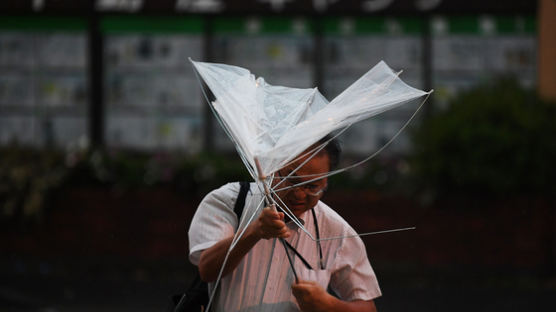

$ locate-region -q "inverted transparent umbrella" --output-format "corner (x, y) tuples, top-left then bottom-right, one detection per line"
(190, 58), (432, 309)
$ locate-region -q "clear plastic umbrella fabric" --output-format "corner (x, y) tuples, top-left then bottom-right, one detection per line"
(191, 59), (430, 179)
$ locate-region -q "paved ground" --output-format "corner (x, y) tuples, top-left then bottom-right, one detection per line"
(1, 271), (554, 312)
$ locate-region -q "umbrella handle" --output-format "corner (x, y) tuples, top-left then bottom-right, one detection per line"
(254, 157), (299, 283)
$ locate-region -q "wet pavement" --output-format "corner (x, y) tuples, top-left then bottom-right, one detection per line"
(1, 270), (554, 312)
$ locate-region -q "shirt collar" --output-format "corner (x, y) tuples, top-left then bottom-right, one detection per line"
(285, 209), (308, 230)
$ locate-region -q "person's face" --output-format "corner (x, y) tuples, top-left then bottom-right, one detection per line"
(273, 153), (329, 218)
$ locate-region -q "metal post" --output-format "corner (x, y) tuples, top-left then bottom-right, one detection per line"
(202, 16), (214, 152)
(422, 15), (433, 117)
(88, 7), (104, 149)
(312, 16), (324, 91)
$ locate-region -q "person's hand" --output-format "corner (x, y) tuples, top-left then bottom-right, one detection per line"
(253, 206), (290, 240)
(292, 280), (334, 312)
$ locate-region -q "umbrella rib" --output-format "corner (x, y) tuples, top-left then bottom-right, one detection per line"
(269, 187), (315, 240)
(192, 61), (258, 180)
(272, 90), (432, 183)
(316, 227), (416, 242)
(205, 192), (266, 311)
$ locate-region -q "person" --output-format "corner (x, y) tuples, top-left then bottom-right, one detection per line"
(188, 137), (381, 312)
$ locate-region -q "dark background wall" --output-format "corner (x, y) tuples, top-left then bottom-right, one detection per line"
(1, 1), (555, 311)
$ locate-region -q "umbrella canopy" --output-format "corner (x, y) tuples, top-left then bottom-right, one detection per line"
(190, 59), (431, 180)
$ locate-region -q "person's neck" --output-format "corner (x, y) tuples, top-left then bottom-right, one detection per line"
(284, 211), (306, 224)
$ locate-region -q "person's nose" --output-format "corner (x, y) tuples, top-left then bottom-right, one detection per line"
(292, 187), (307, 200)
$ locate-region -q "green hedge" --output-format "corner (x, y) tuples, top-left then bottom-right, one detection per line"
(411, 78), (556, 195)
(0, 147), (251, 222)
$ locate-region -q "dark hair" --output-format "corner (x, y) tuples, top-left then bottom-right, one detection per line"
(318, 134), (341, 170)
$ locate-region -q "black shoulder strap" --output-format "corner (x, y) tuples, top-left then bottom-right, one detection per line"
(233, 181), (250, 225)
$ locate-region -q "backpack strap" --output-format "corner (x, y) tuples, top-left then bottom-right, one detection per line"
(172, 181), (252, 312)
(233, 181), (250, 224)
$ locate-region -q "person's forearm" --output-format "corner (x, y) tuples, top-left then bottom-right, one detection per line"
(328, 298), (376, 312)
(198, 223), (261, 282)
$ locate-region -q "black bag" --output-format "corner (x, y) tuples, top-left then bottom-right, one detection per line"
(168, 181), (251, 312)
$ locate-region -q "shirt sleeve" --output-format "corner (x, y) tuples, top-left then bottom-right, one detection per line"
(329, 233), (382, 301)
(188, 183), (240, 266)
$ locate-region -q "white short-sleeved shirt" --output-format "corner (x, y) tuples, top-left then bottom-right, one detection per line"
(188, 182), (381, 312)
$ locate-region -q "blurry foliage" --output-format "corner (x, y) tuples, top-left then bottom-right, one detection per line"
(410, 78), (556, 196)
(0, 147), (66, 223)
(0, 147), (251, 222)
(1, 143), (409, 223)
(63, 149), (251, 194)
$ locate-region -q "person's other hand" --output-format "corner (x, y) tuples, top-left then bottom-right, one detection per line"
(292, 280), (333, 312)
(254, 206), (290, 240)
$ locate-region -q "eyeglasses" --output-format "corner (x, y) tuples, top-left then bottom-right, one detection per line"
(275, 172), (328, 197)
(297, 183), (327, 197)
